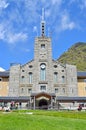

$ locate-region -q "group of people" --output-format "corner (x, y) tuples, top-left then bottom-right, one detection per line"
(78, 104), (82, 111)
(10, 102), (22, 110)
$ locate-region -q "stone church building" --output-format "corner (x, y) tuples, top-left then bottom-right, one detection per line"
(8, 10), (78, 109)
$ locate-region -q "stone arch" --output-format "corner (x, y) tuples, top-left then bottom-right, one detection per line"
(38, 99), (48, 109)
(35, 92), (51, 109)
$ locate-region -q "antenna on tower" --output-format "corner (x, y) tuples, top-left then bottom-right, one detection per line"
(42, 8), (44, 21)
(41, 8), (46, 37)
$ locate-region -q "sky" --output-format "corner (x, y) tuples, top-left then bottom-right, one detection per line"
(0, 0), (86, 70)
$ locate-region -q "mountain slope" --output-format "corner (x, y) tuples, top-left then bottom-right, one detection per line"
(58, 42), (86, 71)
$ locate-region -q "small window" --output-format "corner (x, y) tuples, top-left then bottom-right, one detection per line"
(40, 86), (46, 91)
(62, 88), (65, 93)
(85, 87), (86, 91)
(0, 78), (2, 81)
(54, 72), (58, 75)
(29, 72), (32, 84)
(22, 70), (25, 72)
(42, 25), (44, 27)
(21, 88), (24, 93)
(21, 76), (25, 82)
(71, 78), (73, 82)
(54, 65), (57, 68)
(54, 72), (58, 83)
(62, 70), (64, 72)
(55, 88), (58, 93)
(29, 65), (33, 68)
(28, 89), (32, 93)
(40, 64), (46, 81)
(41, 44), (45, 49)
(72, 89), (74, 93)
(22, 76), (24, 78)
(62, 76), (65, 83)
(84, 79), (86, 82)
(29, 72), (32, 75)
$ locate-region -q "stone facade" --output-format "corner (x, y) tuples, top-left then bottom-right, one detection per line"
(0, 9), (86, 109)
(8, 11), (78, 109)
(78, 78), (86, 96)
(0, 76), (9, 96)
(9, 36), (78, 98)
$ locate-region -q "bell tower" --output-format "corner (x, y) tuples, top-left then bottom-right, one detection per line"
(34, 8), (52, 62)
(33, 9), (53, 94)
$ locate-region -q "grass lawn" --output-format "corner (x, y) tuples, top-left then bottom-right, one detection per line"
(0, 110), (86, 130)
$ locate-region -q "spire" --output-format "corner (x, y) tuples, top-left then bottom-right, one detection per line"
(42, 8), (44, 21)
(41, 8), (46, 37)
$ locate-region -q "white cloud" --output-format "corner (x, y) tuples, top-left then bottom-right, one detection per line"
(0, 24), (5, 39)
(69, 0), (86, 10)
(23, 48), (30, 52)
(68, 0), (76, 5)
(24, 0), (38, 21)
(33, 26), (37, 32)
(79, 0), (86, 10)
(51, 0), (62, 5)
(0, 23), (28, 44)
(33, 26), (38, 36)
(7, 32), (28, 44)
(45, 9), (51, 18)
(68, 0), (86, 10)
(0, 0), (84, 45)
(60, 14), (76, 30)
(0, 0), (9, 9)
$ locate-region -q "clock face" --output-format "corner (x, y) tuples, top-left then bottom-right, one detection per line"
(41, 64), (45, 69)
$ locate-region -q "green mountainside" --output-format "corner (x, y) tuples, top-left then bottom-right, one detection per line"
(58, 42), (86, 71)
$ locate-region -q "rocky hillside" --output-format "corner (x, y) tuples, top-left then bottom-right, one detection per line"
(58, 42), (86, 71)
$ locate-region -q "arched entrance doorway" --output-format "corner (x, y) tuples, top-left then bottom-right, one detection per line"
(31, 92), (55, 109)
(39, 99), (48, 109)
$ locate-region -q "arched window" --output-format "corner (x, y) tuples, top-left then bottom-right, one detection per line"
(55, 88), (58, 93)
(28, 88), (32, 93)
(40, 63), (46, 81)
(21, 76), (24, 82)
(62, 76), (65, 83)
(29, 72), (32, 84)
(54, 72), (58, 83)
(21, 88), (24, 93)
(0, 78), (2, 82)
(41, 44), (45, 49)
(62, 88), (65, 93)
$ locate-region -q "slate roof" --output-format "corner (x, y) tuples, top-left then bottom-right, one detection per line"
(56, 96), (86, 102)
(0, 96), (86, 102)
(0, 96), (30, 102)
(0, 71), (9, 77)
(77, 71), (86, 78)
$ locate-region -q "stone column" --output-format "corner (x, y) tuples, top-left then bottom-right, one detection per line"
(30, 97), (32, 109)
(51, 96), (53, 109)
(33, 96), (35, 110)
